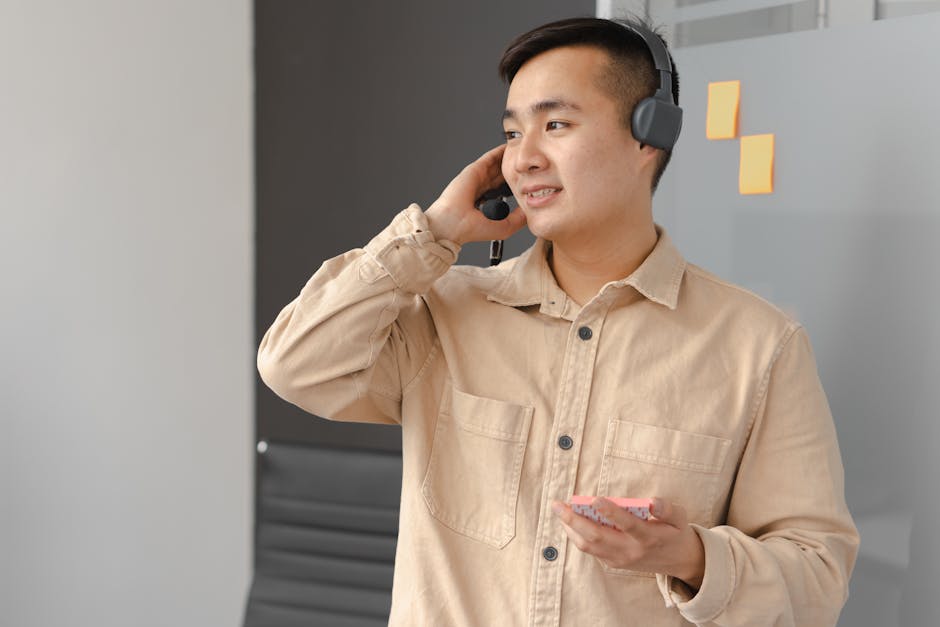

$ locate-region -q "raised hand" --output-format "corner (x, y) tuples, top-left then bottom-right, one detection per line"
(425, 145), (527, 245)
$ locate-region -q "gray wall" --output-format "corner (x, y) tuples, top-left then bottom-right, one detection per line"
(1, 2), (253, 626)
(654, 12), (940, 627)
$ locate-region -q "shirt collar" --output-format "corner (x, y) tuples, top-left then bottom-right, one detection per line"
(486, 225), (686, 315)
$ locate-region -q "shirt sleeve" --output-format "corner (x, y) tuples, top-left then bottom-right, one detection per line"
(256, 204), (459, 424)
(656, 325), (860, 626)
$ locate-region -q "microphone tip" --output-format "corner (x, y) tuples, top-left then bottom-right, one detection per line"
(482, 199), (510, 221)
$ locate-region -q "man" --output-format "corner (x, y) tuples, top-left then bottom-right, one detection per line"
(258, 17), (858, 626)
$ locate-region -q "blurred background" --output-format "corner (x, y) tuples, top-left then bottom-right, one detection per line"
(2, 0), (938, 625)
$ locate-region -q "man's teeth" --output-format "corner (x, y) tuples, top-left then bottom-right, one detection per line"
(528, 188), (559, 198)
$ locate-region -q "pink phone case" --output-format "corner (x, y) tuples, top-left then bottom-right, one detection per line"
(569, 496), (653, 527)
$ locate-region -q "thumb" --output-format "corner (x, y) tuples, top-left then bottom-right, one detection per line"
(492, 206), (527, 240)
(651, 498), (688, 528)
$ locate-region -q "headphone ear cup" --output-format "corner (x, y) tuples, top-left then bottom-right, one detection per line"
(632, 97), (683, 151)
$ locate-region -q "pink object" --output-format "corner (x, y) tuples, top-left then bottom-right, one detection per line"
(569, 496), (654, 527)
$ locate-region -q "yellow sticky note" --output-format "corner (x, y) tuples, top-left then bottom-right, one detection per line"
(739, 134), (775, 195)
(706, 80), (740, 139)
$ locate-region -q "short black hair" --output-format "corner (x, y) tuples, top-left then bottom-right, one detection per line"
(498, 16), (679, 193)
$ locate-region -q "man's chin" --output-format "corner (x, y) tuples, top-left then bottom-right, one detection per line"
(522, 213), (565, 242)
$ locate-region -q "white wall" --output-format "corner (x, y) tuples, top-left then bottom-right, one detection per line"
(0, 2), (253, 626)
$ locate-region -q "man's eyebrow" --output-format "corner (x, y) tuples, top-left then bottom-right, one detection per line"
(502, 99), (582, 122)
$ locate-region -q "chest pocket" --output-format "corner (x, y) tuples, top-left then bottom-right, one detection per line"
(597, 419), (731, 576)
(421, 386), (534, 549)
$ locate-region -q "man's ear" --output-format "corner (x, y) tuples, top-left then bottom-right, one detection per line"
(634, 143), (661, 189)
(636, 143), (662, 174)
(638, 142), (660, 158)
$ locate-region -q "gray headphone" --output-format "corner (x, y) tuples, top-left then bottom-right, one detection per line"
(618, 21), (683, 151)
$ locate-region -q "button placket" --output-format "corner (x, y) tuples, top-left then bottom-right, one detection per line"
(530, 309), (608, 626)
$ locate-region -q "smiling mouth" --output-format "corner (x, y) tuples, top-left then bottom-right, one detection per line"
(526, 188), (561, 199)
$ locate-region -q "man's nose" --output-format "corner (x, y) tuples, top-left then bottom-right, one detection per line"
(513, 133), (549, 173)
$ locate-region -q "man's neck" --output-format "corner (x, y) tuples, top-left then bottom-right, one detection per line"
(548, 221), (658, 306)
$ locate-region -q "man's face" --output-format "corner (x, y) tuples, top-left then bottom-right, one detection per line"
(501, 45), (657, 246)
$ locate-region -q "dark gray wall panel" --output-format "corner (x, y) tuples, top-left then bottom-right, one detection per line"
(255, 0), (594, 451)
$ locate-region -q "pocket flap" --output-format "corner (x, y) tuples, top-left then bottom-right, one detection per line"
(446, 387), (533, 442)
(608, 420), (730, 474)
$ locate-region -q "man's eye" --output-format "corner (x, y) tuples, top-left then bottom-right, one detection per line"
(547, 121), (568, 131)
(503, 130), (521, 141)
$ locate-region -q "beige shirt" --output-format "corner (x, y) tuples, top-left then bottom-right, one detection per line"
(258, 205), (859, 627)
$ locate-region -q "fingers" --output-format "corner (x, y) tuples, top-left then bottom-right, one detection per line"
(491, 205), (527, 239)
(591, 497), (686, 531)
(471, 145), (524, 239)
(475, 144), (507, 179)
(427, 144), (520, 245)
(552, 501), (618, 553)
(463, 144), (507, 196)
(591, 497), (650, 540)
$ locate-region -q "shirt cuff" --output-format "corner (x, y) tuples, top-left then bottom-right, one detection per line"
(656, 524), (735, 624)
(362, 204), (461, 294)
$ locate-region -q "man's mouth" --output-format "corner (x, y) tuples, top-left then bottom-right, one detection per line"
(526, 188), (561, 199)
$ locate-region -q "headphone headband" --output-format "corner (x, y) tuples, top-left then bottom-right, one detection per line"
(617, 21), (674, 97)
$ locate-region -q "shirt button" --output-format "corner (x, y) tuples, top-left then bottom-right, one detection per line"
(558, 435), (573, 450)
(578, 326), (593, 340)
(543, 546), (558, 561)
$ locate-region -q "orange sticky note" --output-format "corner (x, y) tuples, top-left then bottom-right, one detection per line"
(706, 80), (740, 139)
(739, 134), (775, 194)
